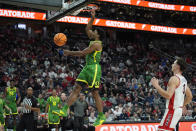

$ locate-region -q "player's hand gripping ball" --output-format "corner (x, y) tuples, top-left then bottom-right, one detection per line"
(54, 33), (67, 46)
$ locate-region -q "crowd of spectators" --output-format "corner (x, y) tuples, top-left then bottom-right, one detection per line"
(0, 26), (195, 128)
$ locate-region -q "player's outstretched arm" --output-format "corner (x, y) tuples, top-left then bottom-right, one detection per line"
(62, 42), (101, 57)
(151, 76), (178, 99)
(85, 10), (95, 38)
(183, 86), (192, 106)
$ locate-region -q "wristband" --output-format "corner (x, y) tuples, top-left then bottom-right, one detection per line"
(59, 50), (64, 56)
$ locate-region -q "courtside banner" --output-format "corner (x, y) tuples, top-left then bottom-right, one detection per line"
(58, 16), (196, 35)
(95, 123), (159, 131)
(0, 9), (45, 20)
(179, 122), (196, 131)
(1, 9), (196, 35)
(98, 0), (196, 12)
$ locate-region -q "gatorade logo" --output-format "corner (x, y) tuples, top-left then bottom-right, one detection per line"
(181, 6), (184, 10)
(183, 29), (187, 34)
(42, 14), (46, 20)
(106, 20), (136, 29)
(136, 1), (140, 5)
(0, 9), (35, 19)
(142, 24), (146, 29)
(97, 124), (159, 131)
(95, 19), (100, 25)
(148, 3), (175, 10)
(151, 26), (177, 33)
(192, 124), (196, 131)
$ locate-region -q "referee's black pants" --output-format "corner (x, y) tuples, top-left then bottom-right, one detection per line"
(73, 116), (85, 131)
(17, 114), (36, 131)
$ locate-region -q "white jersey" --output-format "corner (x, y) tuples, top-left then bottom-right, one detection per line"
(166, 74), (187, 109)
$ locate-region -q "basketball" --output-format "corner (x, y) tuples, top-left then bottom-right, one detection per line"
(54, 33), (67, 46)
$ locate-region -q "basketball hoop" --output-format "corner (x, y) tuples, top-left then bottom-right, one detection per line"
(81, 4), (99, 12)
(71, 4), (99, 16)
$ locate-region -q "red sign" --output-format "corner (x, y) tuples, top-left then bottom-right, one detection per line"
(179, 122), (196, 131)
(98, 0), (196, 12)
(58, 16), (196, 35)
(0, 9), (196, 35)
(95, 123), (159, 131)
(0, 9), (45, 20)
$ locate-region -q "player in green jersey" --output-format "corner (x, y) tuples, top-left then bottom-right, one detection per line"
(0, 92), (11, 131)
(37, 94), (46, 113)
(4, 80), (21, 131)
(58, 10), (105, 126)
(45, 89), (61, 131)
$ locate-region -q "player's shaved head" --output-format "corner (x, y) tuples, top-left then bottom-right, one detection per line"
(52, 89), (57, 96)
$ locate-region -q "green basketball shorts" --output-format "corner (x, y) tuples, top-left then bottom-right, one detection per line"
(48, 112), (60, 125)
(76, 64), (101, 88)
(0, 114), (5, 126)
(5, 102), (18, 115)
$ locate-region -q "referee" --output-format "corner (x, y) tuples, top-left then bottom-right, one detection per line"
(17, 87), (40, 131)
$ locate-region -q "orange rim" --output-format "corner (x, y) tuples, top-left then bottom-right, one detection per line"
(81, 4), (99, 12)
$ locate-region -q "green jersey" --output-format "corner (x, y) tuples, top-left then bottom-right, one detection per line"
(6, 87), (17, 102)
(47, 96), (61, 113)
(85, 41), (102, 65)
(0, 98), (5, 114)
(76, 40), (102, 88)
(37, 98), (46, 112)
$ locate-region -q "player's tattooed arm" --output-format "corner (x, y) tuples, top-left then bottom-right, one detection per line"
(85, 10), (95, 38)
(151, 76), (179, 99)
(63, 42), (101, 56)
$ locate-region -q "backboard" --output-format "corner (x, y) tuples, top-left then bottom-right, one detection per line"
(46, 0), (95, 24)
(0, 0), (63, 10)
(0, 0), (96, 24)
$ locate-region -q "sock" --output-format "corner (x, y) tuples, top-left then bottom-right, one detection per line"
(13, 126), (16, 131)
(4, 125), (7, 131)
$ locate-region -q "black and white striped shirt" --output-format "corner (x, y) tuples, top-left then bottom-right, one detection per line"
(21, 96), (37, 115)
